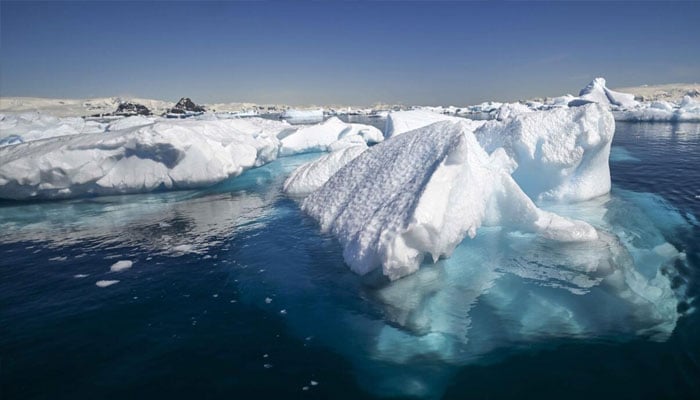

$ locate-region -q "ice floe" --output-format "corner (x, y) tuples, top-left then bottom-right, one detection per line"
(0, 115), (380, 200)
(298, 117), (598, 280)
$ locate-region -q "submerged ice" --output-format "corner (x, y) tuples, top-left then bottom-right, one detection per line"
(277, 102), (690, 398)
(294, 105), (607, 280)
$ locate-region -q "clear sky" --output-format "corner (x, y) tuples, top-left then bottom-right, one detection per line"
(1, 1), (699, 106)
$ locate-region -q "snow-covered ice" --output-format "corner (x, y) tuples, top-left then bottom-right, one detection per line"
(475, 104), (615, 202)
(109, 260), (133, 272)
(0, 118), (288, 200)
(284, 144), (367, 196)
(95, 280), (119, 288)
(278, 117), (381, 156)
(298, 118), (597, 280)
(569, 77), (639, 108)
(384, 109), (484, 138)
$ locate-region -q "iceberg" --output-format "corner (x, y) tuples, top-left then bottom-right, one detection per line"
(568, 77), (639, 109)
(475, 104), (615, 202)
(0, 112), (107, 146)
(384, 109), (484, 138)
(278, 116), (382, 156)
(0, 118), (288, 200)
(299, 119), (597, 280)
(281, 108), (324, 123)
(614, 95), (700, 122)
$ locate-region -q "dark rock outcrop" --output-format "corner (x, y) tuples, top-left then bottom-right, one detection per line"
(115, 102), (151, 116)
(170, 98), (205, 113)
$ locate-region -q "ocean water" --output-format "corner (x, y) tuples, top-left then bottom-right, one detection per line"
(1, 121), (699, 399)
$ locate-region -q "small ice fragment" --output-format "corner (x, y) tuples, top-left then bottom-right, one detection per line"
(310, 381), (318, 386)
(212, 294), (219, 298)
(265, 297), (272, 304)
(280, 309), (287, 315)
(49, 256), (67, 261)
(263, 363), (273, 369)
(74, 274), (89, 278)
(302, 386), (309, 391)
(96, 280), (119, 288)
(110, 260), (133, 272)
(230, 300), (237, 303)
(172, 244), (194, 253)
(263, 354), (269, 358)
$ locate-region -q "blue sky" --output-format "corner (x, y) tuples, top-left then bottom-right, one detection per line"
(1, 1), (699, 105)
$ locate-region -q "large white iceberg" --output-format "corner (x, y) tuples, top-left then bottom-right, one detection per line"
(475, 103), (615, 202)
(0, 118), (288, 200)
(299, 119), (597, 280)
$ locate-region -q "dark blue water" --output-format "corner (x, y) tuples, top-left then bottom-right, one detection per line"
(1, 122), (699, 399)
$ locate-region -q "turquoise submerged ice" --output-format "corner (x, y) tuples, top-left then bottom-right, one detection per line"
(284, 105), (689, 396)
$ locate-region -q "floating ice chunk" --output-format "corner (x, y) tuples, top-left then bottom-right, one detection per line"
(171, 244), (194, 253)
(284, 145), (367, 196)
(279, 117), (380, 156)
(301, 119), (596, 280)
(475, 104), (615, 203)
(569, 77), (639, 109)
(0, 118), (287, 200)
(281, 108), (324, 122)
(494, 102), (534, 120)
(385, 110), (470, 138)
(339, 123), (383, 144)
(614, 95), (700, 122)
(96, 280), (119, 287)
(110, 260), (133, 272)
(74, 274), (89, 278)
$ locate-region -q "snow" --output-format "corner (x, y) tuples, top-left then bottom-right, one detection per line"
(278, 117), (382, 156)
(281, 108), (324, 122)
(614, 95), (700, 122)
(384, 110), (463, 138)
(475, 104), (615, 202)
(284, 144), (368, 196)
(0, 118), (288, 200)
(106, 115), (156, 131)
(569, 77), (639, 108)
(0, 112), (107, 146)
(95, 280), (119, 288)
(299, 119), (598, 280)
(109, 260), (133, 272)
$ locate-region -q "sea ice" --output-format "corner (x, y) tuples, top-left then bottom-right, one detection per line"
(95, 280), (119, 288)
(568, 77), (639, 108)
(278, 117), (381, 156)
(384, 109), (484, 138)
(299, 119), (597, 280)
(0, 118), (289, 200)
(475, 103), (615, 202)
(109, 260), (133, 272)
